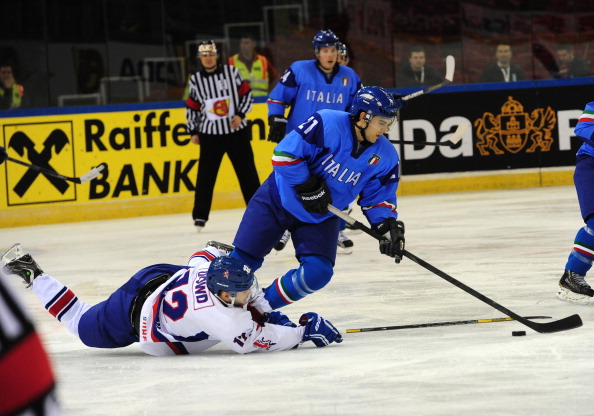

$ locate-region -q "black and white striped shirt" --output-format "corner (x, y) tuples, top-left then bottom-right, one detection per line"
(185, 65), (253, 136)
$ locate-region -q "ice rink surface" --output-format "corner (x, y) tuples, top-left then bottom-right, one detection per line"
(2, 184), (594, 416)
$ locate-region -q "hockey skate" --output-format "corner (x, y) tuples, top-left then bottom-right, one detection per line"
(337, 230), (354, 254)
(206, 240), (234, 255)
(1, 243), (44, 288)
(556, 269), (594, 305)
(274, 230), (291, 252)
(194, 219), (206, 233)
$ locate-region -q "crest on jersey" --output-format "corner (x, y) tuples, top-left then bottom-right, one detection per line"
(342, 77), (349, 86)
(210, 99), (230, 117)
(474, 96), (556, 155)
(368, 154), (381, 165)
(223, 269), (229, 278)
(253, 337), (276, 350)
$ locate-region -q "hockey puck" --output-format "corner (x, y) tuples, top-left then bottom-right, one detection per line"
(512, 331), (526, 336)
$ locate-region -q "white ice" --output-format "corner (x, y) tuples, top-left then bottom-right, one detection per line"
(2, 185), (594, 416)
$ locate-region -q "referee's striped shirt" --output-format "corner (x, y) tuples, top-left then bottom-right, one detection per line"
(185, 64), (253, 136)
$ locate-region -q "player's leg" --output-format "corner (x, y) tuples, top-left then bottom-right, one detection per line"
(263, 216), (340, 308)
(337, 206), (354, 254)
(225, 128), (261, 204)
(231, 176), (290, 270)
(77, 263), (181, 348)
(557, 154), (594, 304)
(192, 134), (225, 230)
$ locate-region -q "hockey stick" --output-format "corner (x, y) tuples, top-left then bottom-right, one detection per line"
(390, 122), (468, 147)
(401, 55), (455, 101)
(5, 156), (107, 184)
(327, 204), (582, 334)
(346, 315), (551, 333)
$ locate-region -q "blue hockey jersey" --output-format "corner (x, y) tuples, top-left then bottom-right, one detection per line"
(271, 109), (400, 227)
(267, 60), (361, 133)
(575, 102), (594, 158)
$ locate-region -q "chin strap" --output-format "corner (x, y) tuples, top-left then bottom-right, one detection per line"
(352, 117), (373, 144)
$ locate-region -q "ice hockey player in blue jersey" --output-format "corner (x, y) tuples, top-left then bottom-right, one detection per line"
(267, 29), (362, 252)
(231, 86), (406, 309)
(556, 101), (594, 305)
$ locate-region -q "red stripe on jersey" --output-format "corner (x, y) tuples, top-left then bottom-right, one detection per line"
(185, 97), (202, 111)
(47, 289), (76, 318)
(165, 342), (185, 355)
(190, 250), (216, 261)
(578, 116), (594, 123)
(150, 297), (162, 342)
(0, 331), (55, 414)
(238, 80), (251, 97)
(272, 158), (304, 167)
(267, 98), (285, 106)
(574, 246), (594, 259)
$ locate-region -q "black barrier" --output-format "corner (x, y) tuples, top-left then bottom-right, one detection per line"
(391, 81), (592, 175)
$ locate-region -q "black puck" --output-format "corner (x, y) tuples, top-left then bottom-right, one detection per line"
(512, 331), (526, 336)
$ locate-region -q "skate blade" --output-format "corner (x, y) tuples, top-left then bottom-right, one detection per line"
(337, 246), (354, 255)
(556, 286), (593, 306)
(1, 243), (24, 266)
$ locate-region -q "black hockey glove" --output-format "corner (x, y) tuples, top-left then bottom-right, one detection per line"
(294, 176), (332, 215)
(267, 115), (288, 143)
(376, 218), (405, 263)
(0, 146), (6, 165)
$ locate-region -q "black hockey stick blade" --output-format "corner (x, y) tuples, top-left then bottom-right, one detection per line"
(6, 156), (107, 184)
(327, 204), (583, 334)
(346, 316), (552, 333)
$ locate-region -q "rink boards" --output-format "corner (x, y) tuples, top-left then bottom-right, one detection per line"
(0, 86), (584, 227)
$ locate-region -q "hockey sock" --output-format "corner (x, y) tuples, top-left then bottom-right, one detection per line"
(32, 274), (91, 337)
(264, 255), (333, 309)
(565, 218), (594, 276)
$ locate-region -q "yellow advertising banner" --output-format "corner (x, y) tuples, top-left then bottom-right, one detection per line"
(1, 103), (275, 227)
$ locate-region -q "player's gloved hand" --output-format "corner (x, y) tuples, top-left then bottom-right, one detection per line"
(299, 312), (343, 347)
(265, 311), (297, 327)
(376, 217), (405, 263)
(267, 115), (288, 143)
(294, 176), (332, 215)
(0, 146), (7, 165)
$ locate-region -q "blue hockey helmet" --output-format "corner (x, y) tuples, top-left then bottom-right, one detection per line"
(207, 256), (255, 294)
(349, 86), (402, 122)
(338, 42), (349, 65)
(312, 29), (340, 52)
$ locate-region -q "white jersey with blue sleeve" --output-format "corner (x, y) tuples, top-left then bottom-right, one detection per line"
(138, 247), (303, 356)
(575, 102), (594, 157)
(271, 109), (400, 227)
(267, 60), (361, 133)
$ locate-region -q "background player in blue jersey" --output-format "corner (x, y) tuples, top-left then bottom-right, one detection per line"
(556, 101), (594, 305)
(266, 29), (362, 252)
(231, 86), (405, 309)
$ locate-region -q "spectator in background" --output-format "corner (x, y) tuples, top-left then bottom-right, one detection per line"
(228, 34), (278, 98)
(553, 43), (590, 79)
(396, 45), (443, 88)
(480, 43), (526, 83)
(185, 40), (261, 232)
(0, 63), (24, 110)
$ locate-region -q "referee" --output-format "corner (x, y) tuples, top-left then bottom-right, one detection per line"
(186, 40), (261, 231)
